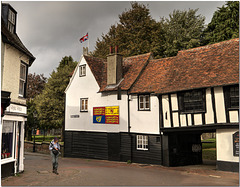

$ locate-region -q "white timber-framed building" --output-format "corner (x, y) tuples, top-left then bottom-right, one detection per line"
(65, 39), (239, 172)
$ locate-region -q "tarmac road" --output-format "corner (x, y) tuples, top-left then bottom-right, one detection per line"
(1, 152), (239, 186)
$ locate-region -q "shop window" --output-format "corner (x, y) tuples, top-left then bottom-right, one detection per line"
(1, 121), (14, 159)
(178, 89), (205, 113)
(80, 98), (88, 112)
(79, 65), (86, 77)
(138, 95), (150, 111)
(136, 135), (148, 150)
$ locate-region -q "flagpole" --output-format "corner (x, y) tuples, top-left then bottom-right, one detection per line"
(88, 33), (89, 50)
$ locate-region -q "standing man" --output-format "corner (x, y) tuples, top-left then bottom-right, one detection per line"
(49, 137), (60, 175)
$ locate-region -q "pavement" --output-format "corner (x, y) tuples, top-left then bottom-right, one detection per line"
(1, 152), (239, 186)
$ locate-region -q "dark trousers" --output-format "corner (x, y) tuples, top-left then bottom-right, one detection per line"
(50, 151), (59, 170)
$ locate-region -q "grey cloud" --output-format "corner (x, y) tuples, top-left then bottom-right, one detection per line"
(4, 1), (225, 77)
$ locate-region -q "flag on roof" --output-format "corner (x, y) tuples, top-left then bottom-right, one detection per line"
(80, 33), (88, 43)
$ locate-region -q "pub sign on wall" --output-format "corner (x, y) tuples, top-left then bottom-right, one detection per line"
(93, 106), (119, 124)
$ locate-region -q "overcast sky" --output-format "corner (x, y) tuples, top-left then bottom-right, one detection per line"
(4, 1), (225, 77)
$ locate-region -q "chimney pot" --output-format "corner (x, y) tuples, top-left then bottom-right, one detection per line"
(115, 46), (118, 54)
(110, 46), (113, 54)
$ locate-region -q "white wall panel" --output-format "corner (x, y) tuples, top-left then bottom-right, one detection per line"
(194, 114), (202, 125)
(229, 111), (239, 123)
(173, 113), (179, 127)
(205, 88), (214, 124)
(216, 129), (239, 162)
(162, 95), (171, 128)
(180, 114), (187, 127)
(187, 114), (192, 126)
(171, 94), (178, 111)
(214, 87), (226, 123)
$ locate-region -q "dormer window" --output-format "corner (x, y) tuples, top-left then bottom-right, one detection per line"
(8, 9), (15, 33)
(79, 65), (86, 77)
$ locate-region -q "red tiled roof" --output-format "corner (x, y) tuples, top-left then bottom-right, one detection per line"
(130, 38), (239, 94)
(84, 53), (152, 92)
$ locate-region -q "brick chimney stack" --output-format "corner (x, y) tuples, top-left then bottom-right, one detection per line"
(107, 46), (123, 85)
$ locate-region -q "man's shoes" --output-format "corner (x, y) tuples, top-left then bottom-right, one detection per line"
(55, 170), (59, 175)
(53, 169), (59, 175)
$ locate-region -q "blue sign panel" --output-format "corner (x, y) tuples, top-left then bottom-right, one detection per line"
(93, 115), (106, 124)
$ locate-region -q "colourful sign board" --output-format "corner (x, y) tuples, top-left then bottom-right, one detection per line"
(93, 106), (119, 124)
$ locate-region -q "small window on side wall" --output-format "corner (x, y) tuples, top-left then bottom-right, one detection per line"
(79, 65), (86, 77)
(80, 98), (88, 112)
(19, 63), (27, 97)
(136, 135), (148, 150)
(138, 95), (150, 111)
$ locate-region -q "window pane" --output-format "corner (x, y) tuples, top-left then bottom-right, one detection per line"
(140, 102), (144, 109)
(145, 102), (150, 109)
(1, 121), (14, 159)
(20, 64), (26, 80)
(19, 80), (24, 96)
(85, 99), (88, 110)
(81, 100), (84, 110)
(182, 90), (204, 112)
(145, 96), (149, 102)
(139, 96), (144, 102)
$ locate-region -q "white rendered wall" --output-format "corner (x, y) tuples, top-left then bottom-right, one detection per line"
(129, 95), (159, 134)
(205, 88), (214, 124)
(216, 129), (239, 163)
(65, 56), (128, 133)
(214, 87), (226, 123)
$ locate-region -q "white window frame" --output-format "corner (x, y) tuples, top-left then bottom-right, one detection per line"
(80, 98), (88, 112)
(136, 135), (148, 150)
(138, 95), (150, 111)
(8, 9), (15, 33)
(19, 63), (26, 97)
(79, 65), (86, 77)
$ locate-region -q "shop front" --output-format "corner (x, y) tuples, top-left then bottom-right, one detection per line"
(1, 105), (26, 178)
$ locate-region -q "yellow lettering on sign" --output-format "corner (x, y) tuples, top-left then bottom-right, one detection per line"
(105, 106), (119, 116)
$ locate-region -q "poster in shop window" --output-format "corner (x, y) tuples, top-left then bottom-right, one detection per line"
(93, 106), (119, 124)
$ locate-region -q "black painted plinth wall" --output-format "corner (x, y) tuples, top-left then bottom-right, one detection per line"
(217, 161), (239, 172)
(64, 131), (162, 165)
(162, 133), (202, 167)
(1, 162), (14, 178)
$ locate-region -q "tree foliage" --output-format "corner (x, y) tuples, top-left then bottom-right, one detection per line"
(27, 73), (47, 99)
(93, 2), (165, 59)
(203, 1), (239, 45)
(93, 2), (238, 59)
(25, 73), (47, 140)
(160, 9), (205, 57)
(93, 2), (206, 58)
(34, 56), (77, 136)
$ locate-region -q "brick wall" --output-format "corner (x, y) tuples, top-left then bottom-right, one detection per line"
(24, 141), (64, 156)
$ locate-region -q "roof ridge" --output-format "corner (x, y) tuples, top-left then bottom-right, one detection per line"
(177, 38), (239, 55)
(123, 52), (152, 59)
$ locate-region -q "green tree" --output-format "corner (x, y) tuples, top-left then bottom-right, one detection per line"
(93, 2), (165, 59)
(161, 9), (205, 57)
(35, 56), (77, 140)
(203, 1), (239, 45)
(25, 73), (47, 141)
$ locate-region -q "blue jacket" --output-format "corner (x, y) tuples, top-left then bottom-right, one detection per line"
(49, 140), (60, 151)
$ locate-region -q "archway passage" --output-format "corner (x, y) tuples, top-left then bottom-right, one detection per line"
(161, 127), (239, 172)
